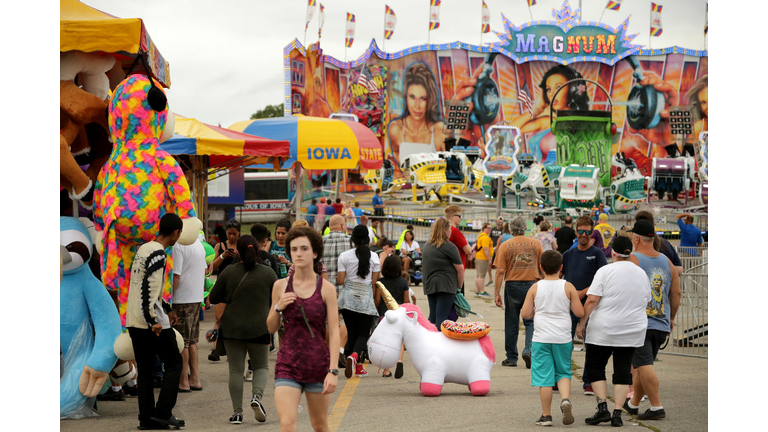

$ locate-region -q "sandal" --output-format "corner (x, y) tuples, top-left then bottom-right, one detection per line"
(382, 372), (392, 378)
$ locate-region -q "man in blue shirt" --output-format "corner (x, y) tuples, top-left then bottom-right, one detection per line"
(352, 201), (364, 225)
(676, 213), (703, 257)
(592, 202), (609, 223)
(306, 199), (318, 228)
(561, 215), (607, 396)
(372, 188), (385, 217)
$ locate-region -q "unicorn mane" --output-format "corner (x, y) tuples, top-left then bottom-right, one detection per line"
(402, 303), (438, 332)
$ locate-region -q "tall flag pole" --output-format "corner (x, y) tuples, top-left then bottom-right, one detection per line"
(599, 0), (622, 24)
(428, 0), (441, 44)
(527, 0), (536, 22)
(481, 1), (490, 46)
(650, 2), (663, 49)
(345, 12), (356, 61)
(384, 5), (397, 51)
(318, 3), (325, 41)
(304, 0), (317, 46)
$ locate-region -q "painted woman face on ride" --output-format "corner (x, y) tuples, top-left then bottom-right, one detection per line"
(546, 73), (569, 111)
(406, 84), (428, 121)
(697, 87), (708, 118)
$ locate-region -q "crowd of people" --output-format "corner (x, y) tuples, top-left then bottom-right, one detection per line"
(109, 202), (694, 429)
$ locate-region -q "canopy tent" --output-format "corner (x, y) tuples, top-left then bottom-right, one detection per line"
(161, 115), (291, 229)
(60, 0), (171, 87)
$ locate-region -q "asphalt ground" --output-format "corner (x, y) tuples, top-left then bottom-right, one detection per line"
(60, 268), (708, 431)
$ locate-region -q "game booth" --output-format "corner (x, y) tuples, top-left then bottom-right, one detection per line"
(284, 1), (708, 213)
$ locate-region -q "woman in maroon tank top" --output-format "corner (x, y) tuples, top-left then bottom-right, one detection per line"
(267, 227), (340, 431)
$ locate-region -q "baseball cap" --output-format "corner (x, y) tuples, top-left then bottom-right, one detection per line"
(612, 236), (633, 257)
(629, 219), (655, 237)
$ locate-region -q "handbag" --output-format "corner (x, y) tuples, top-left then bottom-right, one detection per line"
(213, 270), (250, 356)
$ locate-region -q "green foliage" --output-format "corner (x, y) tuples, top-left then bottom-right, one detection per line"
(250, 104), (285, 119)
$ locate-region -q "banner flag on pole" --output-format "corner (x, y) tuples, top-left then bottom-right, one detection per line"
(650, 3), (663, 37)
(318, 3), (325, 39)
(528, 0), (537, 7)
(704, 3), (708, 35)
(305, 0), (317, 31)
(429, 0), (441, 31)
(385, 5), (397, 40)
(358, 64), (380, 95)
(518, 80), (534, 116)
(606, 0), (623, 11)
(345, 13), (356, 48)
(482, 1), (491, 33)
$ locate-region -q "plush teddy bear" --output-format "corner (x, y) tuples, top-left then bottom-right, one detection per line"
(60, 51), (121, 208)
(93, 73), (201, 326)
(60, 216), (122, 419)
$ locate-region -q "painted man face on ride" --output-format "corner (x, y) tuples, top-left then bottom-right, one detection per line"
(289, 236), (316, 268)
(546, 73), (569, 111)
(407, 84), (428, 121)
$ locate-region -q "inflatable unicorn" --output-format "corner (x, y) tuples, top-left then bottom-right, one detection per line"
(368, 284), (495, 397)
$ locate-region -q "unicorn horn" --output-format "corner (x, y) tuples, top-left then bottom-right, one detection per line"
(376, 281), (400, 310)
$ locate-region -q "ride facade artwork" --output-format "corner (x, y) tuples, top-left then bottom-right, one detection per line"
(284, 1), (708, 211)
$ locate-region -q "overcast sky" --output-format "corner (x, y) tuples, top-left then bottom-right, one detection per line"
(83, 0), (709, 128)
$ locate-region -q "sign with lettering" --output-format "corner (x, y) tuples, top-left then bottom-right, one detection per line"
(490, 1), (642, 65)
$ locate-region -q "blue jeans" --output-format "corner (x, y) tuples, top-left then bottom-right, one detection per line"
(504, 281), (535, 363)
(427, 292), (457, 327)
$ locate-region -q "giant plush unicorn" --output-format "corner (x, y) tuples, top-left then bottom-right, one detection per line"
(93, 73), (200, 326)
(368, 283), (495, 397)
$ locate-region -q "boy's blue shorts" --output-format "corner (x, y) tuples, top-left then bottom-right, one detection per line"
(531, 341), (573, 387)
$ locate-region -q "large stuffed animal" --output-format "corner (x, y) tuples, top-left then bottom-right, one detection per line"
(93, 73), (201, 326)
(60, 51), (120, 208)
(60, 217), (122, 418)
(368, 285), (495, 397)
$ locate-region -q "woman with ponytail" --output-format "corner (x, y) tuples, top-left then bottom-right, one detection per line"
(209, 235), (277, 424)
(336, 225), (381, 378)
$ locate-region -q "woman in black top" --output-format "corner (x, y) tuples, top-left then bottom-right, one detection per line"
(376, 255), (410, 378)
(212, 220), (241, 276)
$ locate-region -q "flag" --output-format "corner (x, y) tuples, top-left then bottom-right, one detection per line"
(606, 0), (622, 11)
(704, 3), (708, 35)
(358, 64), (380, 95)
(345, 13), (356, 48)
(481, 1), (491, 33)
(429, 0), (441, 31)
(528, 0), (537, 6)
(650, 3), (663, 37)
(385, 5), (397, 40)
(305, 0), (317, 31)
(318, 4), (325, 39)
(518, 80), (534, 116)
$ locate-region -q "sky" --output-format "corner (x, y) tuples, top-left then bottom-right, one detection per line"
(82, 0), (710, 128)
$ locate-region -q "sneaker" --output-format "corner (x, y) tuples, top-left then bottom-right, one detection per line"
(244, 370), (253, 382)
(584, 385), (595, 396)
(345, 353), (358, 378)
(641, 394), (648, 402)
(501, 359), (517, 367)
(636, 408), (666, 420)
(96, 388), (125, 401)
(229, 412), (243, 424)
(123, 383), (138, 398)
(250, 396), (267, 423)
(585, 409), (611, 425)
(622, 399), (639, 416)
(611, 411), (623, 427)
(522, 352), (532, 369)
(208, 348), (220, 362)
(338, 355), (347, 369)
(535, 415), (553, 426)
(485, 280), (493, 287)
(476, 291), (492, 298)
(355, 363), (368, 377)
(560, 399), (574, 425)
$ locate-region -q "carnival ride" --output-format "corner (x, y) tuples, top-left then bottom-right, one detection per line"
(647, 143), (697, 207)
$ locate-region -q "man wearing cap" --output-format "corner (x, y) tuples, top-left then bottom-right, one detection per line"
(493, 216), (543, 368)
(676, 213), (703, 257)
(488, 217), (505, 287)
(561, 215), (608, 395)
(624, 219), (681, 421)
(575, 236), (652, 426)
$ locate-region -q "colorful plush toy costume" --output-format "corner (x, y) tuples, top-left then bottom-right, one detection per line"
(93, 74), (196, 326)
(60, 217), (122, 418)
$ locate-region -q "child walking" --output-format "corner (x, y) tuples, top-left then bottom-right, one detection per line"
(522, 250), (585, 427)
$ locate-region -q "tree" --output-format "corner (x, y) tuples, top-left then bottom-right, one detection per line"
(250, 103), (285, 119)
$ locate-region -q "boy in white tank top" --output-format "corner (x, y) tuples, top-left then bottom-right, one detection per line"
(522, 250), (585, 427)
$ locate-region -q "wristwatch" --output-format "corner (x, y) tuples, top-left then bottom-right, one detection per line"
(328, 369), (339, 376)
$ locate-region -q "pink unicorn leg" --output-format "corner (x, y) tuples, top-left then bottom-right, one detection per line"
(469, 380), (491, 396)
(420, 383), (443, 397)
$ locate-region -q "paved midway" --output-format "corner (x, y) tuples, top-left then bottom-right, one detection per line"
(60, 269), (708, 431)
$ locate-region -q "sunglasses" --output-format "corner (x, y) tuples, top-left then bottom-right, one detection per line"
(577, 229), (593, 235)
(452, 214), (462, 219)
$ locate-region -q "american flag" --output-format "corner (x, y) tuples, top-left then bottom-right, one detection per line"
(358, 64), (380, 95)
(518, 80), (534, 116)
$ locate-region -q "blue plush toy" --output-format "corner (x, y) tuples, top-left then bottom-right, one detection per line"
(60, 217), (121, 419)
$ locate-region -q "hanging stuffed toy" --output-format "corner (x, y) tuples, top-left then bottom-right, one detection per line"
(60, 217), (122, 419)
(93, 72), (201, 326)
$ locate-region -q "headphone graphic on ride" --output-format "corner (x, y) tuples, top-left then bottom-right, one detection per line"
(624, 55), (665, 130)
